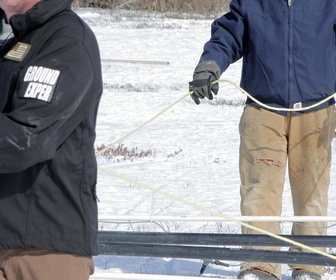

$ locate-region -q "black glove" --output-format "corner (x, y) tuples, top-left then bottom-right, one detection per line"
(189, 60), (221, 105)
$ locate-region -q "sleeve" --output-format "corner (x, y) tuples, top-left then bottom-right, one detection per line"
(200, 0), (247, 72)
(0, 35), (102, 173)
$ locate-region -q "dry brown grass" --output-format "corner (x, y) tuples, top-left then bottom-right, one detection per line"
(97, 144), (155, 162)
(73, 0), (230, 15)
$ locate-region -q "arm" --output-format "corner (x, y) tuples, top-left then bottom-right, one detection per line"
(189, 0), (247, 104)
(0, 36), (102, 173)
(200, 0), (247, 72)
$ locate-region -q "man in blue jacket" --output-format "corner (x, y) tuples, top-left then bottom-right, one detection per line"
(0, 0), (102, 279)
(190, 1), (336, 280)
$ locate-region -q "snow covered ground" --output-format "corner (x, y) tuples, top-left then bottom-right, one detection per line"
(75, 8), (336, 279)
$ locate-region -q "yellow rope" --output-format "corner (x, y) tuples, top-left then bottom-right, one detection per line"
(97, 80), (336, 260)
(96, 92), (191, 155)
(219, 79), (336, 112)
(97, 79), (336, 155)
(98, 166), (336, 261)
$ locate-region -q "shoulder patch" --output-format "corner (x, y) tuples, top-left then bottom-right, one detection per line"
(20, 66), (61, 103)
(4, 42), (31, 62)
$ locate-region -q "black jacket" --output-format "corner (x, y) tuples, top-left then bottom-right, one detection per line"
(0, 0), (102, 256)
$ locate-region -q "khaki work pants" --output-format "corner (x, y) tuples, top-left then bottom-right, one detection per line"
(239, 105), (336, 278)
(0, 249), (94, 280)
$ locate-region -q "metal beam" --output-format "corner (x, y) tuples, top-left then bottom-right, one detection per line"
(101, 59), (169, 65)
(98, 215), (336, 222)
(98, 231), (336, 247)
(98, 243), (336, 266)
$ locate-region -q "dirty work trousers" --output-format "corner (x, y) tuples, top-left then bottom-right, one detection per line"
(0, 249), (94, 280)
(239, 105), (336, 278)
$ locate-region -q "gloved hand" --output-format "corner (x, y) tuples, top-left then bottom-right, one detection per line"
(189, 60), (221, 105)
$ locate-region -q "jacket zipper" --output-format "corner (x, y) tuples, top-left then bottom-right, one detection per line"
(288, 0), (293, 108)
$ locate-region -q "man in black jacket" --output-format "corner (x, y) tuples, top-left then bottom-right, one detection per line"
(0, 0), (103, 279)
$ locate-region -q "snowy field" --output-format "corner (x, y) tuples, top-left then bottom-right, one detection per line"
(75, 8), (336, 279)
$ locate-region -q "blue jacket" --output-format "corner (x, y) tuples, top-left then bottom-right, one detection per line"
(200, 0), (336, 114)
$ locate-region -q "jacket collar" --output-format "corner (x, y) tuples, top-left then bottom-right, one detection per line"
(9, 0), (73, 40)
